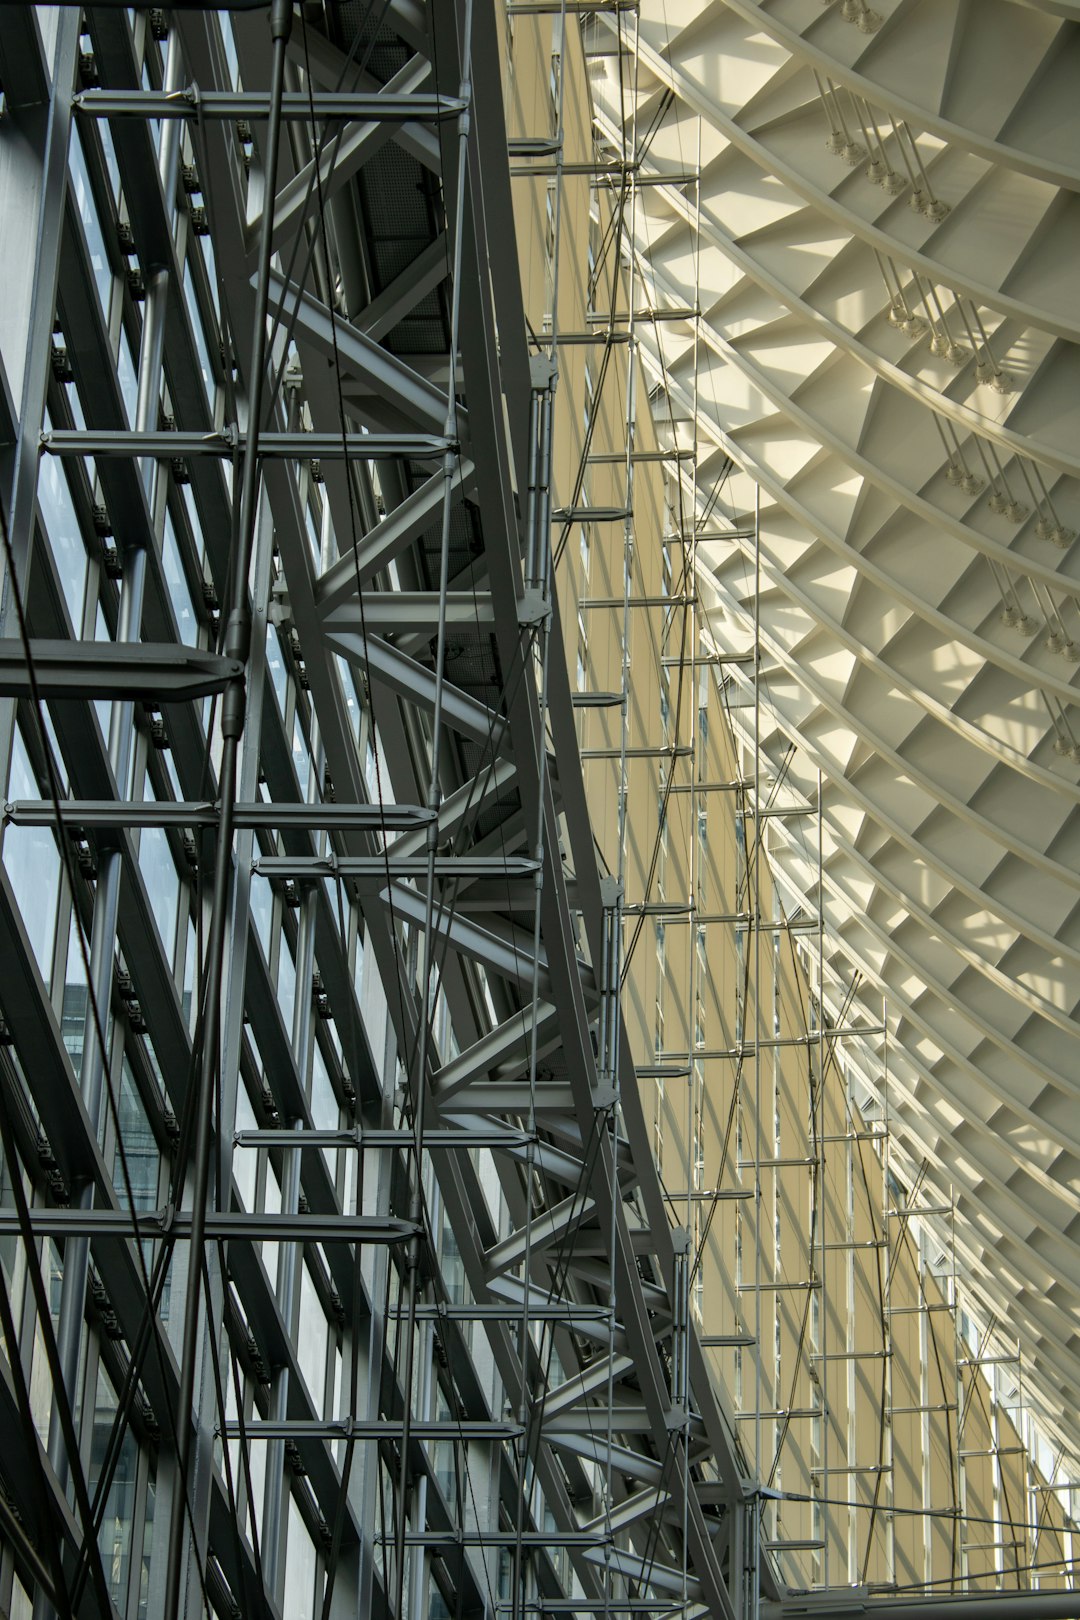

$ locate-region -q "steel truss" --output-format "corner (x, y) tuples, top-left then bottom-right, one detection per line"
(0, 3), (764, 1620)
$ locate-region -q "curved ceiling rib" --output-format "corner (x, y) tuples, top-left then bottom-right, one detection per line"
(587, 0), (1080, 1466)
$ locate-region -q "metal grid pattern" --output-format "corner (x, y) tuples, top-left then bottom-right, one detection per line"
(584, 0), (1080, 1483)
(0, 4), (763, 1619)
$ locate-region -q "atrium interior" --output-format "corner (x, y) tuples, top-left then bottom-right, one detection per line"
(0, 1), (1077, 1619)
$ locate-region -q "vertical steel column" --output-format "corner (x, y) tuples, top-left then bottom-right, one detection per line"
(598, 870), (623, 1619)
(601, 28), (639, 1598)
(392, 3), (474, 1610)
(952, 1190), (967, 1590)
(881, 995), (896, 1587)
(816, 766), (831, 1586)
(263, 1118), (303, 1595)
(679, 106), (704, 1613)
(844, 1080), (857, 1581)
(752, 482), (764, 1497)
(262, 875), (316, 1588)
(512, 347), (557, 1620)
(160, 490), (280, 1620)
(163, 7), (293, 1616)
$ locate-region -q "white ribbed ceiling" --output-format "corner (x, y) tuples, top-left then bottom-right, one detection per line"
(588, 0), (1080, 1466)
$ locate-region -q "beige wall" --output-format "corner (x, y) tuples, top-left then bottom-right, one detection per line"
(500, 6), (1071, 1596)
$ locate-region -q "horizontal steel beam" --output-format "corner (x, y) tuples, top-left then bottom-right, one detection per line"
(74, 88), (467, 120)
(571, 692), (623, 708)
(579, 594), (693, 608)
(514, 169), (697, 187)
(41, 429), (451, 459)
(412, 1303), (615, 1322)
(0, 1210), (420, 1241)
(222, 1420), (524, 1441)
(378, 1530), (608, 1548)
(5, 799), (434, 831)
(580, 745), (693, 760)
(233, 1127), (535, 1150)
(507, 2), (638, 12)
(252, 854), (540, 883)
(0, 640), (240, 699)
(553, 506), (630, 522)
(492, 1607), (694, 1616)
(588, 450), (697, 463)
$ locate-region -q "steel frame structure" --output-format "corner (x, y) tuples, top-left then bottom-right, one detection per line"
(2, 5), (1079, 1620)
(0, 3), (761, 1618)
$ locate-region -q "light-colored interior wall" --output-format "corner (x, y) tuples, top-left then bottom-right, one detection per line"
(499, 5), (1071, 1595)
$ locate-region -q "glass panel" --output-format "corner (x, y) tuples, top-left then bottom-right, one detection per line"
(267, 625), (289, 717)
(310, 1044), (336, 1131)
(3, 728), (60, 984)
(262, 1161), (281, 1279)
(284, 1497), (317, 1620)
(250, 873), (272, 956)
(38, 416), (88, 630)
(94, 601), (113, 742)
(137, 1473), (155, 1620)
(114, 1059), (159, 1212)
(70, 130), (112, 317)
(197, 233), (221, 320)
(139, 812), (180, 964)
(89, 1361), (137, 1611)
(100, 120), (122, 204)
(163, 512), (199, 646)
(9, 1577), (32, 1620)
(181, 484), (206, 562)
(61, 912), (89, 1081)
(182, 918), (197, 1031)
(28, 1243), (63, 1444)
(277, 934), (296, 1040)
(291, 711), (310, 796)
(183, 259), (215, 404)
(297, 1263), (327, 1413)
(233, 1081), (257, 1211)
(310, 1042), (337, 1182)
(118, 329), (139, 425)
